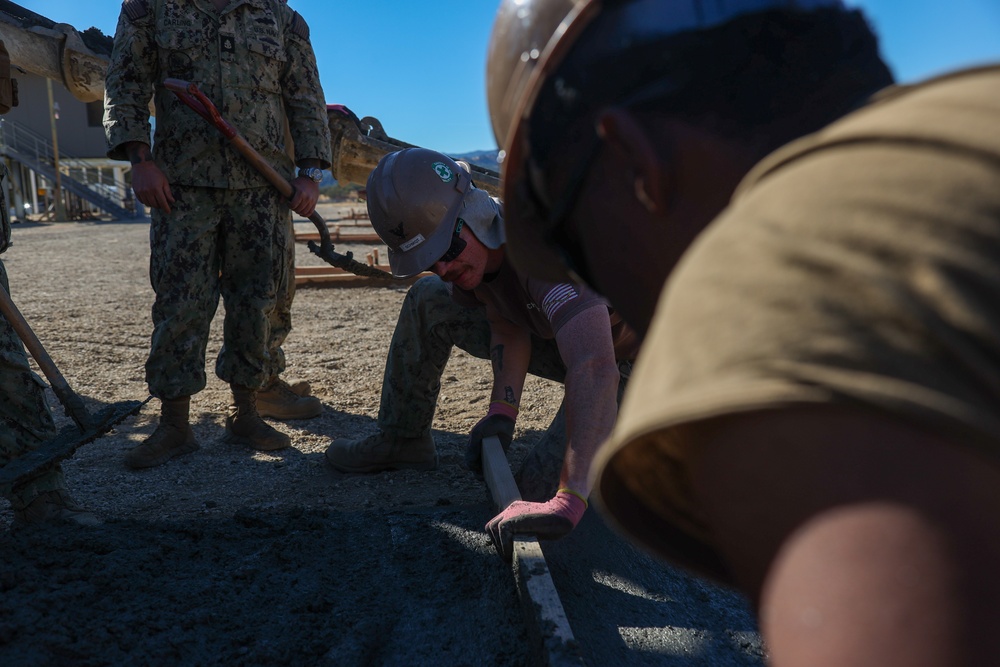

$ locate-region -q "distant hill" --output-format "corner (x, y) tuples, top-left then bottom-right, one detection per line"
(453, 149), (500, 174)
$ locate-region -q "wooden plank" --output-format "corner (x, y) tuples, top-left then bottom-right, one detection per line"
(294, 273), (409, 288)
(294, 231), (382, 244)
(482, 436), (522, 508)
(482, 435), (585, 666)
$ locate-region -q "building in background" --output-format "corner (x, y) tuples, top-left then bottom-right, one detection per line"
(0, 0), (138, 221)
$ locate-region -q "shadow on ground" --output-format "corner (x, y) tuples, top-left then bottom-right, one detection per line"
(0, 503), (765, 666)
(0, 506), (528, 666)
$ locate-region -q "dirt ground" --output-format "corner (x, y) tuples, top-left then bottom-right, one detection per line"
(0, 203), (765, 666)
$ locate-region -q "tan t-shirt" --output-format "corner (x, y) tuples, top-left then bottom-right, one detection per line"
(453, 256), (641, 361)
(594, 66), (1000, 565)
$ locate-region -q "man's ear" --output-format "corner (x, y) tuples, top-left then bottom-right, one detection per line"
(597, 108), (670, 214)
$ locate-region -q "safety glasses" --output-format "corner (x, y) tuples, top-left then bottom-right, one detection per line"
(437, 217), (468, 264)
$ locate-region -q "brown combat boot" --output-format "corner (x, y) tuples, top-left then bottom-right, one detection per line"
(256, 377), (322, 420)
(125, 396), (199, 469)
(12, 489), (102, 528)
(285, 378), (311, 396)
(224, 384), (291, 451)
(324, 431), (437, 473)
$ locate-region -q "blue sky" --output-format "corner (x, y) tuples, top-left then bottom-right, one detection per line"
(17, 1), (1000, 155)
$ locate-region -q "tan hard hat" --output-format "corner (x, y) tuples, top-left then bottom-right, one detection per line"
(485, 0), (846, 281)
(366, 148), (473, 278)
(486, 0), (592, 160)
(485, 0), (597, 282)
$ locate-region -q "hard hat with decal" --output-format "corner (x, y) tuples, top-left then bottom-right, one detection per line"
(366, 148), (473, 278)
(485, 0), (846, 281)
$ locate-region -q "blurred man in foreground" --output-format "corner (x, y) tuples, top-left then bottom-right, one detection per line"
(488, 0), (1000, 663)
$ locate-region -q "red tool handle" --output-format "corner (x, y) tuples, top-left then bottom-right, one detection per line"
(163, 78), (237, 140)
(163, 78), (295, 202)
(163, 78), (396, 281)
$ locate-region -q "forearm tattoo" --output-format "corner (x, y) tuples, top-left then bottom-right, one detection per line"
(491, 344), (504, 371)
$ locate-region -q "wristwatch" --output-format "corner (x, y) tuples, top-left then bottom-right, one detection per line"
(298, 167), (324, 183)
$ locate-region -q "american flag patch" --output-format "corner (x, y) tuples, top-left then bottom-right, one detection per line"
(291, 11), (310, 40)
(540, 284), (578, 320)
(122, 0), (149, 22)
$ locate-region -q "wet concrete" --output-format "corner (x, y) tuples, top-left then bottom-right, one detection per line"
(549, 509), (765, 665)
(0, 501), (763, 665)
(0, 506), (529, 666)
(0, 218), (765, 665)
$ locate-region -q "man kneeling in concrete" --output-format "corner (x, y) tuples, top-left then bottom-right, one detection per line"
(325, 148), (638, 555)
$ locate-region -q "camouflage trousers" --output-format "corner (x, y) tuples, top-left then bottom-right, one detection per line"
(265, 215), (295, 382)
(378, 275), (632, 500)
(0, 260), (65, 508)
(378, 275), (570, 437)
(147, 185), (291, 399)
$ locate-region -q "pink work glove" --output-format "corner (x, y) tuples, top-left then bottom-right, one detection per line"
(485, 490), (587, 561)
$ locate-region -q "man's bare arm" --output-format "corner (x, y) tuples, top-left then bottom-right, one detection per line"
(554, 304), (621, 496)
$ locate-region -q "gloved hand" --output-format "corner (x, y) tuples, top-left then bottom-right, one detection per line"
(485, 489), (588, 561)
(465, 400), (518, 475)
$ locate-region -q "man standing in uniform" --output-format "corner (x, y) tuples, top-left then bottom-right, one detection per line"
(0, 41), (99, 527)
(256, 219), (321, 421)
(325, 148), (639, 556)
(104, 0), (331, 468)
(488, 0), (1000, 664)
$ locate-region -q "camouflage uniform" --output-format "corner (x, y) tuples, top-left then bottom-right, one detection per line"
(265, 215), (295, 381)
(377, 275), (569, 439)
(378, 274), (634, 498)
(0, 164), (65, 510)
(104, 0), (331, 399)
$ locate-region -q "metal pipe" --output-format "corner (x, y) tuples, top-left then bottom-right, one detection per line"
(45, 77), (65, 220)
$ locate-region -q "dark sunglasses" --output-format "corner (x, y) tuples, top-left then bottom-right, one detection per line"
(437, 217), (467, 264)
(522, 133), (602, 287)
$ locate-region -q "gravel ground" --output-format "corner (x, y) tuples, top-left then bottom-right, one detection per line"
(0, 205), (765, 666)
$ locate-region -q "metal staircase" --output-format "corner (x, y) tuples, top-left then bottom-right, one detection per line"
(0, 118), (139, 219)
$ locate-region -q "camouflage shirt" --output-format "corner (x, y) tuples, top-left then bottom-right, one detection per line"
(104, 0), (332, 188)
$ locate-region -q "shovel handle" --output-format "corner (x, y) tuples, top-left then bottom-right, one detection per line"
(165, 78), (312, 215)
(163, 78), (235, 138)
(164, 78), (296, 199)
(0, 284), (92, 430)
(164, 79), (395, 280)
